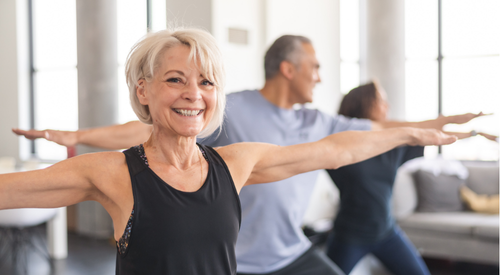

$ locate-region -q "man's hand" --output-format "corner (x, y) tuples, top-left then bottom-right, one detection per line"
(408, 128), (457, 147)
(12, 128), (78, 147)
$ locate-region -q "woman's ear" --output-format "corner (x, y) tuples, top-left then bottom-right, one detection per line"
(136, 79), (148, 105)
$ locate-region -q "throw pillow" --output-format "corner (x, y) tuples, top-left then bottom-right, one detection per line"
(413, 170), (466, 212)
(460, 186), (499, 214)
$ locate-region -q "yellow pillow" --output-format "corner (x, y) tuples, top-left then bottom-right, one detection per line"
(460, 186), (499, 214)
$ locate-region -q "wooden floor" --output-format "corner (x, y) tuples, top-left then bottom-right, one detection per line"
(0, 225), (497, 275)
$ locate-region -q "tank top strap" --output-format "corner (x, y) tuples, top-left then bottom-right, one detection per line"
(198, 144), (229, 172)
(123, 146), (148, 178)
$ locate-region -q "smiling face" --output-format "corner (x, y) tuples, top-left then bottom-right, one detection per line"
(136, 44), (217, 138)
(289, 43), (321, 104)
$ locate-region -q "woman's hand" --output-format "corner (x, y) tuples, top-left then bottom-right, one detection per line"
(12, 128), (78, 147)
(478, 132), (499, 142)
(445, 112), (490, 125)
(373, 112), (490, 130)
(13, 121), (152, 150)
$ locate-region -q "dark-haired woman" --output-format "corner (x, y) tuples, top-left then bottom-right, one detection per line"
(325, 81), (497, 275)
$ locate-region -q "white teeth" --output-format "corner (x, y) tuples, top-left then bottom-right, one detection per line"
(175, 109), (201, 116)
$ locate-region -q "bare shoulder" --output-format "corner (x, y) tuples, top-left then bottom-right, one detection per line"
(213, 142), (292, 190)
(54, 151), (129, 185)
(66, 151), (127, 168)
(213, 142), (269, 161)
(213, 143), (259, 191)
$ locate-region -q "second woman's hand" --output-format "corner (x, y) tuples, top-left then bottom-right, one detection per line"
(447, 112), (491, 125)
(478, 132), (499, 142)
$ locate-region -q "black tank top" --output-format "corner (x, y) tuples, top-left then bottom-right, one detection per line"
(116, 144), (241, 275)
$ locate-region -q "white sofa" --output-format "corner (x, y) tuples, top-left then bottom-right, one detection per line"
(392, 160), (499, 265)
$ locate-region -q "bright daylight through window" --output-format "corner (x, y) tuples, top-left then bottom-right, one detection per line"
(406, 0), (499, 160)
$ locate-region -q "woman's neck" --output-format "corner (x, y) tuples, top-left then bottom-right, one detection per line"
(143, 128), (199, 170)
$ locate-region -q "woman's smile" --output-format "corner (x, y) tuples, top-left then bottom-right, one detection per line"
(172, 108), (205, 117)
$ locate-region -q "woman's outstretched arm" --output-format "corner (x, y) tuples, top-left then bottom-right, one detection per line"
(12, 120), (152, 150)
(0, 152), (127, 211)
(220, 127), (457, 191)
(371, 112), (488, 130)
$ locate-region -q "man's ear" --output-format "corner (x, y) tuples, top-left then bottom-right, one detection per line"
(136, 79), (148, 105)
(279, 61), (296, 80)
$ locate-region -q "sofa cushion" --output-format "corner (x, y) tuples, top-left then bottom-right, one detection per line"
(473, 217), (500, 241)
(413, 170), (465, 212)
(464, 162), (499, 195)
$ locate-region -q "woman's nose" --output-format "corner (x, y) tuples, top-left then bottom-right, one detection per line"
(182, 82), (202, 101)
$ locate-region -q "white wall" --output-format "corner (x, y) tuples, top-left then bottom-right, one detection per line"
(266, 0), (341, 115)
(212, 0), (266, 93)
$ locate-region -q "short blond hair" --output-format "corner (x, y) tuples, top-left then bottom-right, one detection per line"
(125, 28), (226, 138)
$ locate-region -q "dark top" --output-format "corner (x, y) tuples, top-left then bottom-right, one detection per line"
(327, 146), (424, 244)
(116, 144), (241, 275)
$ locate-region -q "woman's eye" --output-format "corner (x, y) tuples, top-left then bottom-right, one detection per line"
(201, 80), (214, 86)
(166, 78), (181, 83)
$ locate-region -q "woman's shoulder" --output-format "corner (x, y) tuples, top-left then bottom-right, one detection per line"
(74, 150), (126, 162)
(66, 151), (129, 177)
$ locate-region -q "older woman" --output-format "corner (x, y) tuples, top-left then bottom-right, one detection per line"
(326, 81), (496, 275)
(0, 29), (456, 275)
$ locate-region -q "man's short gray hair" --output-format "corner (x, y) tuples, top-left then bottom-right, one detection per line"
(264, 35), (312, 80)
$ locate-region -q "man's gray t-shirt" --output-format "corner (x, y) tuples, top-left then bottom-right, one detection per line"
(200, 90), (371, 273)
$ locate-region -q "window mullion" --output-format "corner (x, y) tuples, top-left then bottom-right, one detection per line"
(28, 0), (36, 156)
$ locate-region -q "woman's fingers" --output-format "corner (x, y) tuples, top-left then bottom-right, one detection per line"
(439, 132), (458, 145)
(452, 112), (491, 124)
(12, 128), (46, 140)
(479, 132), (499, 142)
(12, 128), (77, 147)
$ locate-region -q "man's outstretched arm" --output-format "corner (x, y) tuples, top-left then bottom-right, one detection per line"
(13, 121), (152, 150)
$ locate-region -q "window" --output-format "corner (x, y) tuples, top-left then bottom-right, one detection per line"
(29, 0), (166, 161)
(405, 0), (499, 160)
(339, 0), (360, 95)
(31, 0), (78, 161)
